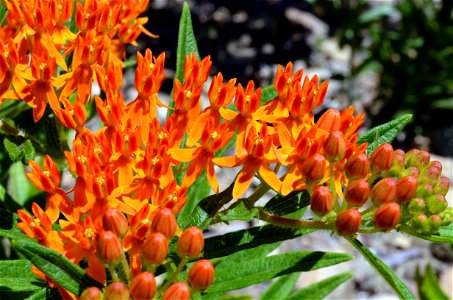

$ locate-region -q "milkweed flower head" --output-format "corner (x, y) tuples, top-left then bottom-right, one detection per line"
(1, 1), (450, 299)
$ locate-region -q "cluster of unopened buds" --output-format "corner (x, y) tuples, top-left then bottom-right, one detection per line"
(306, 138), (452, 236)
(78, 208), (214, 299)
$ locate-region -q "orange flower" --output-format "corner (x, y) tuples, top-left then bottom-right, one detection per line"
(0, 39), (29, 103)
(214, 124), (281, 198)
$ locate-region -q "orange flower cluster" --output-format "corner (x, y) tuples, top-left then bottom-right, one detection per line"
(0, 0), (155, 122)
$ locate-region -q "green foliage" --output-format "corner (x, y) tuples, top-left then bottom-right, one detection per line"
(346, 237), (415, 300)
(283, 272), (354, 300)
(0, 209), (27, 240)
(206, 251), (353, 294)
(264, 190), (310, 216)
(261, 85), (278, 105)
(402, 223), (453, 244)
(3, 139), (35, 163)
(0, 260), (45, 292)
(415, 264), (449, 300)
(13, 239), (103, 296)
(0, 0), (7, 25)
(260, 272), (301, 300)
(357, 114), (412, 155)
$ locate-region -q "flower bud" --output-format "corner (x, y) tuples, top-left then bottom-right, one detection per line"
(405, 149), (430, 169)
(389, 149), (405, 175)
(344, 153), (370, 179)
(439, 207), (453, 225)
(96, 231), (122, 264)
(310, 186), (334, 216)
(81, 287), (103, 300)
(409, 214), (428, 233)
(188, 260), (215, 291)
(151, 208), (177, 239)
(373, 202), (401, 231)
(177, 226), (204, 258)
(421, 165), (442, 186)
(407, 198), (426, 215)
(130, 272), (157, 300)
(105, 281), (130, 300)
(395, 176), (418, 203)
(416, 183), (434, 198)
(370, 144), (394, 173)
(426, 194), (448, 214)
(103, 208), (129, 238)
(302, 154), (326, 183)
(317, 108), (341, 133)
(345, 179), (371, 207)
(426, 215), (443, 233)
(434, 176), (451, 196)
(402, 166), (420, 178)
(323, 131), (346, 162)
(371, 178), (397, 204)
(163, 282), (191, 300)
(335, 209), (361, 236)
(142, 232), (168, 266)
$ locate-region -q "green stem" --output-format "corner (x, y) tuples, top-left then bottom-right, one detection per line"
(246, 183), (270, 206)
(258, 208), (332, 230)
(158, 257), (189, 296)
(120, 251), (131, 283)
(329, 164), (340, 213)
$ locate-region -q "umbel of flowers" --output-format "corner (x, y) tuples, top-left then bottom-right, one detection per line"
(1, 0), (451, 299)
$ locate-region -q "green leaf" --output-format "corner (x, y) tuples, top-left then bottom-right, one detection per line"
(4, 139), (23, 162)
(168, 1), (200, 117)
(0, 260), (45, 292)
(178, 206), (211, 229)
(431, 98), (453, 109)
(0, 0), (7, 25)
(284, 272), (353, 300)
(415, 264), (449, 300)
(206, 251), (353, 293)
(359, 5), (398, 23)
(401, 224), (453, 244)
(203, 224), (316, 260)
(357, 114), (412, 155)
(24, 288), (55, 300)
(261, 85), (278, 105)
(217, 242), (281, 269)
(346, 237), (415, 300)
(0, 209), (28, 240)
(220, 295), (253, 300)
(260, 272), (301, 300)
(8, 162), (41, 207)
(219, 201), (258, 223)
(264, 190), (310, 216)
(13, 239), (103, 296)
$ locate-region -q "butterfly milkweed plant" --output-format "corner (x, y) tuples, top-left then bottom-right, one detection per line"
(0, 1), (451, 299)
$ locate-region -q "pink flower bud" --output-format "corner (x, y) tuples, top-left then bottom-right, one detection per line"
(373, 202), (401, 231)
(409, 214), (428, 233)
(370, 144), (394, 172)
(188, 260), (215, 291)
(407, 198), (426, 215)
(151, 208), (177, 239)
(130, 272), (157, 300)
(426, 215), (443, 233)
(345, 179), (371, 207)
(310, 186), (334, 216)
(344, 153), (370, 179)
(371, 178), (397, 204)
(96, 231), (122, 264)
(426, 194), (448, 214)
(405, 149), (430, 168)
(421, 165), (442, 186)
(177, 226), (205, 258)
(163, 282), (191, 300)
(434, 176), (450, 196)
(104, 281), (130, 300)
(403, 166), (420, 178)
(142, 232), (169, 266)
(335, 209), (361, 236)
(323, 131), (346, 162)
(81, 287), (103, 300)
(302, 154), (326, 183)
(317, 108), (341, 133)
(395, 175), (418, 203)
(416, 183), (434, 198)
(103, 208), (129, 238)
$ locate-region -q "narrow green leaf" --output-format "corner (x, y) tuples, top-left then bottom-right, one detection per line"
(207, 251), (353, 293)
(178, 206), (210, 229)
(217, 242), (281, 269)
(204, 224), (317, 259)
(261, 85), (278, 105)
(416, 264), (449, 300)
(219, 201), (258, 223)
(8, 162), (41, 207)
(168, 1), (200, 117)
(346, 237), (416, 300)
(264, 190), (310, 216)
(359, 5), (398, 23)
(221, 295), (253, 300)
(260, 272), (301, 300)
(401, 224), (453, 244)
(13, 239), (103, 296)
(0, 0), (7, 25)
(0, 260), (45, 292)
(284, 272), (353, 300)
(358, 114), (412, 155)
(24, 288), (54, 300)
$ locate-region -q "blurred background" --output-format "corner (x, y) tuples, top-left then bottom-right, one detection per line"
(132, 0), (453, 299)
